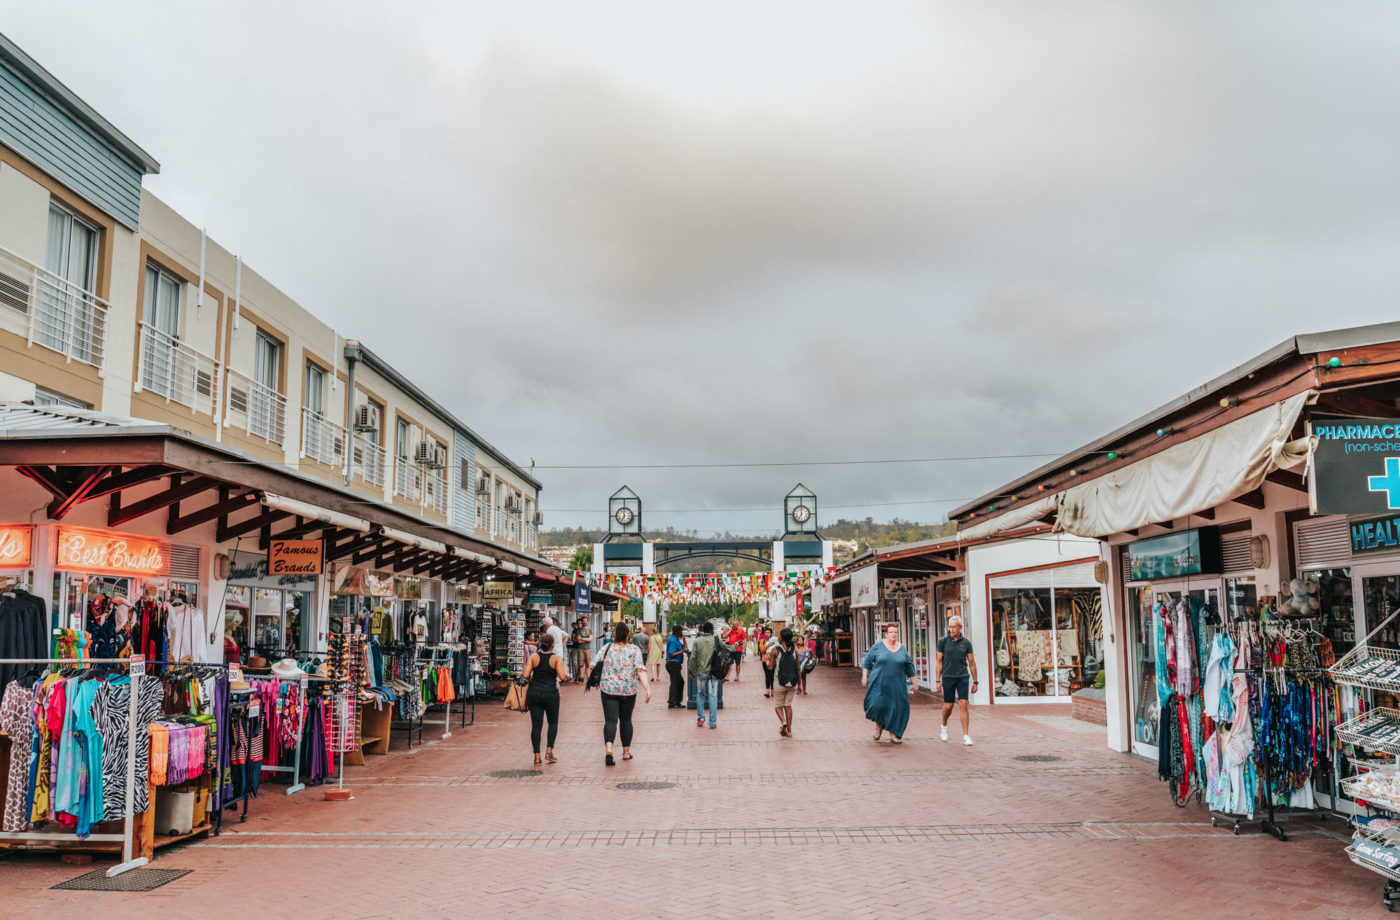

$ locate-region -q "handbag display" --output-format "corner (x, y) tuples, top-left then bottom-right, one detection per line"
(996, 611), (1011, 668)
(503, 679), (529, 712)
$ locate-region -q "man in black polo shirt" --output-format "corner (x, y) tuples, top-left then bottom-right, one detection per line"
(936, 615), (979, 746)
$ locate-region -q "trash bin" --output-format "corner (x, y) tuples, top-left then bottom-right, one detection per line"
(686, 674), (724, 710)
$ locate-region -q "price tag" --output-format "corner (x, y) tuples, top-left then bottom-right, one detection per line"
(249, 700), (260, 719)
(229, 664), (243, 682)
(130, 654), (145, 677)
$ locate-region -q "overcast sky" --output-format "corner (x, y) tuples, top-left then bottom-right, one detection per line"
(5, 2), (1398, 536)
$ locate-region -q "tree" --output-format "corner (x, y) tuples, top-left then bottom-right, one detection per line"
(568, 546), (593, 571)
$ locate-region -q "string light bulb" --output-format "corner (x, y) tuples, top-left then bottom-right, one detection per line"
(1107, 451), (1117, 460)
(1328, 356), (1341, 368)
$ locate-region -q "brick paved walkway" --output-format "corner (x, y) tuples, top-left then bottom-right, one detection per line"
(1, 667), (1393, 919)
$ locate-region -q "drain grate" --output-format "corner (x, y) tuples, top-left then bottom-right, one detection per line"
(487, 769), (543, 779)
(617, 781), (677, 791)
(52, 868), (191, 892)
(1014, 755), (1063, 763)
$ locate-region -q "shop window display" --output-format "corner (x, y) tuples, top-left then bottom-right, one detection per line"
(1305, 569), (1354, 658)
(992, 585), (1101, 698)
(1129, 586), (1157, 745)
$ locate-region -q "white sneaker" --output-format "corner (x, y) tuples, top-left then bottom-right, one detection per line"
(963, 735), (974, 746)
(939, 726), (948, 741)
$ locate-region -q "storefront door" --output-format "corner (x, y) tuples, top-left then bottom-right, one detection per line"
(1127, 582), (1225, 757)
(911, 603), (932, 685)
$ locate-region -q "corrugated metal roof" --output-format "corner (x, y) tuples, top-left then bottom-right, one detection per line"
(0, 403), (170, 434)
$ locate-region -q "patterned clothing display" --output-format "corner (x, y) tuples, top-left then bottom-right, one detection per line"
(90, 675), (162, 821)
(0, 681), (34, 831)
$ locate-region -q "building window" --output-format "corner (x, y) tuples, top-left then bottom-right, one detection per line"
(253, 330), (281, 391)
(47, 203), (98, 293)
(304, 363), (325, 413)
(33, 388), (89, 410)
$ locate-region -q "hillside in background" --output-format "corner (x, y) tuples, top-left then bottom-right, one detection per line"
(541, 518), (956, 570)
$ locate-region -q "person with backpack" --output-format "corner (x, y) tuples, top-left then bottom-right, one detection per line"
(688, 621), (721, 728)
(766, 628), (802, 737)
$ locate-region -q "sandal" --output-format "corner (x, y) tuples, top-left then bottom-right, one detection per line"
(606, 752), (615, 766)
(622, 752), (633, 761)
(545, 753), (557, 763)
(890, 737), (903, 744)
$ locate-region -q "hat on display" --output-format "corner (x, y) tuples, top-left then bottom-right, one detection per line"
(229, 679), (251, 692)
(245, 655), (269, 671)
(271, 658), (306, 679)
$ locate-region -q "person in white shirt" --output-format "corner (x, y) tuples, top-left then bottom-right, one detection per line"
(543, 616), (570, 679)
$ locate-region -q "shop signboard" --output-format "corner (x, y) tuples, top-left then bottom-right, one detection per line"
(268, 539), (323, 577)
(397, 577), (422, 600)
(230, 551), (318, 590)
(0, 525), (32, 568)
(1312, 417), (1400, 514)
(1350, 513), (1400, 556)
(332, 564), (395, 597)
(527, 589), (554, 605)
(455, 584), (478, 603)
(483, 579), (515, 603)
(1126, 528), (1222, 580)
(55, 526), (168, 576)
(851, 565), (879, 608)
(574, 580), (592, 614)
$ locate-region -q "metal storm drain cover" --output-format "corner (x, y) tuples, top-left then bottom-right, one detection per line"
(52, 868), (191, 892)
(488, 769), (543, 778)
(1014, 755), (1063, 763)
(617, 781), (677, 791)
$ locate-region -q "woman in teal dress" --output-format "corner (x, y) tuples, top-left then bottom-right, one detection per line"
(862, 623), (916, 743)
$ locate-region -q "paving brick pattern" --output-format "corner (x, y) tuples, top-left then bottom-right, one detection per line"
(0, 667), (1394, 918)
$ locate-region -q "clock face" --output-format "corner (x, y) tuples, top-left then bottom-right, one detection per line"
(615, 506), (634, 526)
(792, 504), (812, 524)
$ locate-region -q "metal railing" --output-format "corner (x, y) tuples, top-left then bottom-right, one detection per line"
(476, 497), (488, 531)
(135, 322), (220, 415)
(224, 369), (287, 444)
(394, 457), (422, 502)
(0, 244), (109, 373)
(354, 435), (385, 487)
(426, 467), (448, 515)
(301, 407), (347, 467)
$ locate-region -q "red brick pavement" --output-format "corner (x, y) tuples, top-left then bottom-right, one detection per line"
(0, 667), (1392, 919)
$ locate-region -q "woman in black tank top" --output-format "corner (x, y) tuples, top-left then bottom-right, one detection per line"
(523, 633), (569, 764)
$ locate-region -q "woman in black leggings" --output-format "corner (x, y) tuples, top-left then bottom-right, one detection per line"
(523, 633), (569, 764)
(592, 623), (652, 765)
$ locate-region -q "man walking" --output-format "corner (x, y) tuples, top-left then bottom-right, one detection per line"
(936, 615), (979, 745)
(689, 621), (719, 728)
(544, 616), (569, 680)
(766, 628), (802, 737)
(725, 622), (748, 681)
(665, 624), (686, 708)
(571, 618), (593, 681)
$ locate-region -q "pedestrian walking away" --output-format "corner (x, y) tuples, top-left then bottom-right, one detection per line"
(760, 625), (776, 697)
(648, 623), (666, 682)
(571, 618), (593, 680)
(725, 622), (747, 681)
(665, 623), (686, 708)
(633, 623), (651, 665)
(590, 622), (651, 765)
(689, 621), (720, 728)
(543, 616), (569, 681)
(522, 633), (568, 764)
(767, 628), (802, 737)
(936, 615), (979, 745)
(862, 622), (916, 743)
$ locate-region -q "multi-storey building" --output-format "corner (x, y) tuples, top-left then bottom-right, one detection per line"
(0, 32), (560, 660)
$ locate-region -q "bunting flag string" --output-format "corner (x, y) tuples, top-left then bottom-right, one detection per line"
(563, 567), (837, 604)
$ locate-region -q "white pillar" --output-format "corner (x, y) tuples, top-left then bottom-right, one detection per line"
(822, 540), (833, 571)
(591, 543), (605, 574)
(642, 542), (656, 623)
(771, 540), (785, 573)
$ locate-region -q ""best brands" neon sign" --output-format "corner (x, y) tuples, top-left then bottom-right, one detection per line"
(0, 526), (32, 568)
(56, 526), (168, 576)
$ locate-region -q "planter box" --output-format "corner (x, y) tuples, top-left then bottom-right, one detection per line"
(1071, 688), (1107, 726)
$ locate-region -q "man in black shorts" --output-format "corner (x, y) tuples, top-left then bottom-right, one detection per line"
(936, 615), (978, 746)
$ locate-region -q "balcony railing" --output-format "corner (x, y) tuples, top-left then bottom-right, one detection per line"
(353, 435), (385, 487)
(476, 497), (488, 531)
(425, 467), (448, 515)
(394, 457), (422, 502)
(301, 407), (347, 467)
(0, 244), (109, 372)
(135, 322), (220, 415)
(224, 369), (287, 444)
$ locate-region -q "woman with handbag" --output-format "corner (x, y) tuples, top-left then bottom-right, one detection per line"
(590, 622), (651, 765)
(522, 633), (569, 765)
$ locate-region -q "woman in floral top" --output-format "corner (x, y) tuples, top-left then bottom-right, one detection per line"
(591, 622), (651, 765)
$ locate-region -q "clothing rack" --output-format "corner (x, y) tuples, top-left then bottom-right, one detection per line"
(417, 644), (456, 740)
(0, 656), (147, 877)
(249, 674), (308, 796)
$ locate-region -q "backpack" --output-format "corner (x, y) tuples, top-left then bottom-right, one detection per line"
(799, 648), (817, 674)
(709, 637), (733, 680)
(776, 646), (800, 688)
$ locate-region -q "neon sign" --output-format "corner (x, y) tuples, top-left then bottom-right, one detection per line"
(56, 526), (168, 576)
(0, 526), (32, 567)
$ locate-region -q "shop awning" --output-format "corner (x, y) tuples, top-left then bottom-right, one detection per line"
(1053, 389), (1315, 538)
(261, 493), (371, 533)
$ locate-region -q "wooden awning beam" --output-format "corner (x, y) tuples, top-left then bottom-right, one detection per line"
(109, 475), (220, 527)
(168, 490), (260, 535)
(217, 508), (290, 543)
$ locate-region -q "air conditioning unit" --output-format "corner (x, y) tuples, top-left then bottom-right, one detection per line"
(533, 511), (543, 525)
(433, 442), (448, 469)
(354, 404), (380, 432)
(415, 441), (438, 467)
(476, 475), (491, 495)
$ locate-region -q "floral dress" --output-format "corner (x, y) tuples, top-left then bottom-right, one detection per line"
(0, 681), (34, 831)
(594, 643), (644, 696)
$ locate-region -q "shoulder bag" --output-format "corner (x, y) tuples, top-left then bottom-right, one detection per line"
(586, 644), (612, 692)
(503, 678), (529, 713)
(996, 611), (1011, 668)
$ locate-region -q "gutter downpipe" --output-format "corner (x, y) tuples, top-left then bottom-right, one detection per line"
(343, 340), (360, 485)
